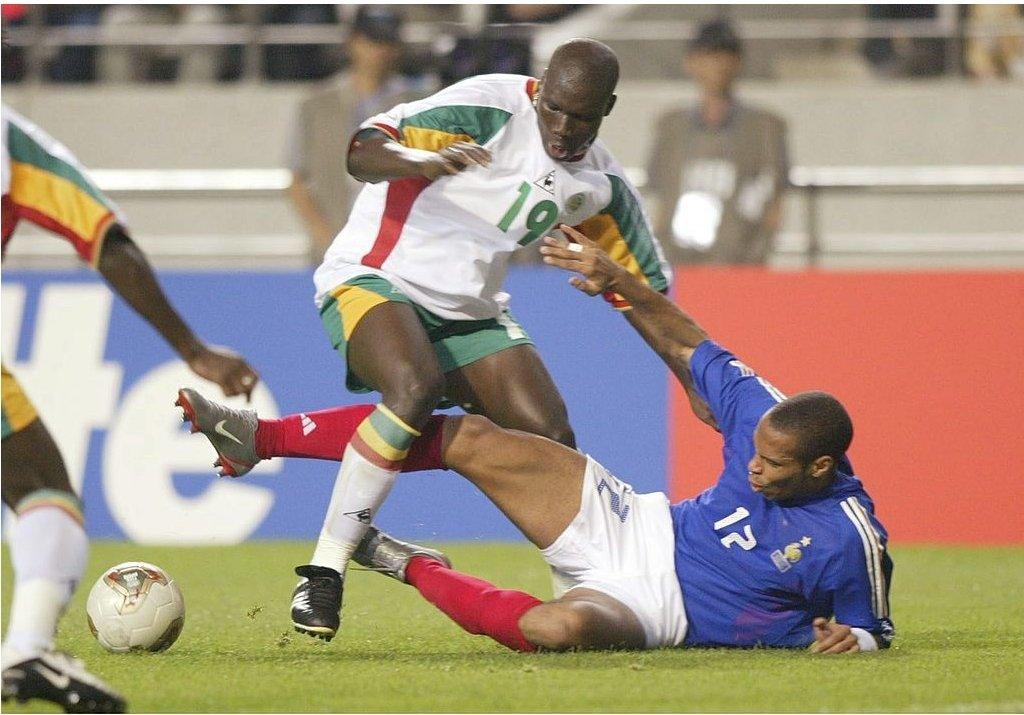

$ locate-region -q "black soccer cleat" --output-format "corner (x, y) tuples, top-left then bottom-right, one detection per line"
(1, 650), (126, 713)
(290, 565), (343, 641)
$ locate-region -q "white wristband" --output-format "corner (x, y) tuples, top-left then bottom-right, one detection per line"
(850, 627), (879, 652)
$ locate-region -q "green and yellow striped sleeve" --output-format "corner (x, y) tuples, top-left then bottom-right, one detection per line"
(397, 104), (512, 152)
(576, 173), (671, 307)
(5, 117), (120, 265)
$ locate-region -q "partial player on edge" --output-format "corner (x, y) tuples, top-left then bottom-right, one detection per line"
(1, 105), (260, 713)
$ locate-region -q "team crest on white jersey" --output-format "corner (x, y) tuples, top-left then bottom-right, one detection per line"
(533, 171), (556, 195)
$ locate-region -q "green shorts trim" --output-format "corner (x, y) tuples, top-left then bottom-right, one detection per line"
(320, 274), (534, 394)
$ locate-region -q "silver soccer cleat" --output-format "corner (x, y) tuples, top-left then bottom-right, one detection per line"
(353, 526), (451, 584)
(175, 387), (260, 477)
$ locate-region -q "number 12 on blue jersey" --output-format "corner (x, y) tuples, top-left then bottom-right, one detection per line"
(714, 507), (757, 550)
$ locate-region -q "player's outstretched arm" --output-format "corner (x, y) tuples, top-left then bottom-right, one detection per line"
(541, 225), (709, 387)
(96, 226), (259, 400)
(347, 129), (491, 184)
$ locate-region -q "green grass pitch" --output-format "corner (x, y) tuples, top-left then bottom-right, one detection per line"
(3, 542), (1023, 712)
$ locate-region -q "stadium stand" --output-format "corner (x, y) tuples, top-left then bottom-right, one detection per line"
(2, 4), (1022, 269)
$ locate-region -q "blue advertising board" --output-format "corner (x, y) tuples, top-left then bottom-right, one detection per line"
(2, 267), (669, 542)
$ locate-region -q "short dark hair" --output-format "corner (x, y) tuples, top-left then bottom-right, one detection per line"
(690, 20), (743, 56)
(766, 391), (853, 466)
(547, 38), (620, 99)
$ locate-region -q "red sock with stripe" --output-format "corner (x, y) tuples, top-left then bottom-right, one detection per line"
(255, 407), (446, 471)
(405, 556), (541, 652)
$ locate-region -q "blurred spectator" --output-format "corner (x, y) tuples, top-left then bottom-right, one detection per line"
(263, 4), (340, 82)
(862, 5), (947, 78)
(286, 6), (435, 263)
(183, 4), (244, 83)
(44, 5), (104, 83)
(438, 29), (532, 86)
(965, 4), (1024, 80)
(1, 4), (30, 83)
(492, 5), (580, 23)
(438, 5), (581, 85)
(646, 20), (789, 265)
(101, 5), (237, 83)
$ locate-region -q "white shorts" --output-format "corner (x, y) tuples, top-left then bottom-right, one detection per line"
(540, 457), (688, 649)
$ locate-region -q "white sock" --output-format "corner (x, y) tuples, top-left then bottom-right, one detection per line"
(5, 505), (88, 657)
(309, 443), (397, 575)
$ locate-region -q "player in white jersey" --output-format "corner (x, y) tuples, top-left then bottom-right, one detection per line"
(315, 74), (666, 321)
(180, 39), (668, 642)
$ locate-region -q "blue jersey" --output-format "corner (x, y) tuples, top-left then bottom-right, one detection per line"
(670, 341), (894, 648)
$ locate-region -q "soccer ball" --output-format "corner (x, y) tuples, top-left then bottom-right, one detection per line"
(85, 561), (185, 653)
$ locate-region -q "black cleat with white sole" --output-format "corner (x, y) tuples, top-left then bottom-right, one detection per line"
(2, 650), (126, 713)
(290, 565), (343, 641)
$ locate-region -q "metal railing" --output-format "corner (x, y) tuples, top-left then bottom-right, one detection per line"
(788, 166), (1024, 265)
(86, 165), (1024, 267)
(90, 169), (290, 196)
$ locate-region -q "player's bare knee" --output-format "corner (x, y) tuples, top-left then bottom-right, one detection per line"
(514, 405), (575, 448)
(381, 366), (446, 423)
(458, 413), (496, 438)
(536, 418), (575, 449)
(518, 604), (588, 651)
(445, 414), (498, 462)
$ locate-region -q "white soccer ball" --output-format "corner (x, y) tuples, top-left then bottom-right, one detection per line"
(85, 561), (185, 653)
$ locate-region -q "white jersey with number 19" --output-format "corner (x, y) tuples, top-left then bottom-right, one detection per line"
(313, 74), (671, 321)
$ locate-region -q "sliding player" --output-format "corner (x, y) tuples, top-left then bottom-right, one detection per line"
(237, 38), (669, 641)
(182, 225), (892, 653)
(1, 105), (259, 713)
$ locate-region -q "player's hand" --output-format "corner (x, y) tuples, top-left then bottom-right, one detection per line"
(540, 224), (626, 296)
(809, 617), (860, 654)
(418, 142), (491, 180)
(187, 346), (259, 403)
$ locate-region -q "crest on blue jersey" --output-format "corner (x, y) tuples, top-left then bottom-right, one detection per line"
(770, 536), (811, 572)
(770, 550), (791, 572)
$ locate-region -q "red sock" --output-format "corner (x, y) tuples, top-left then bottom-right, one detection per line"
(254, 407), (446, 472)
(405, 556), (541, 652)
